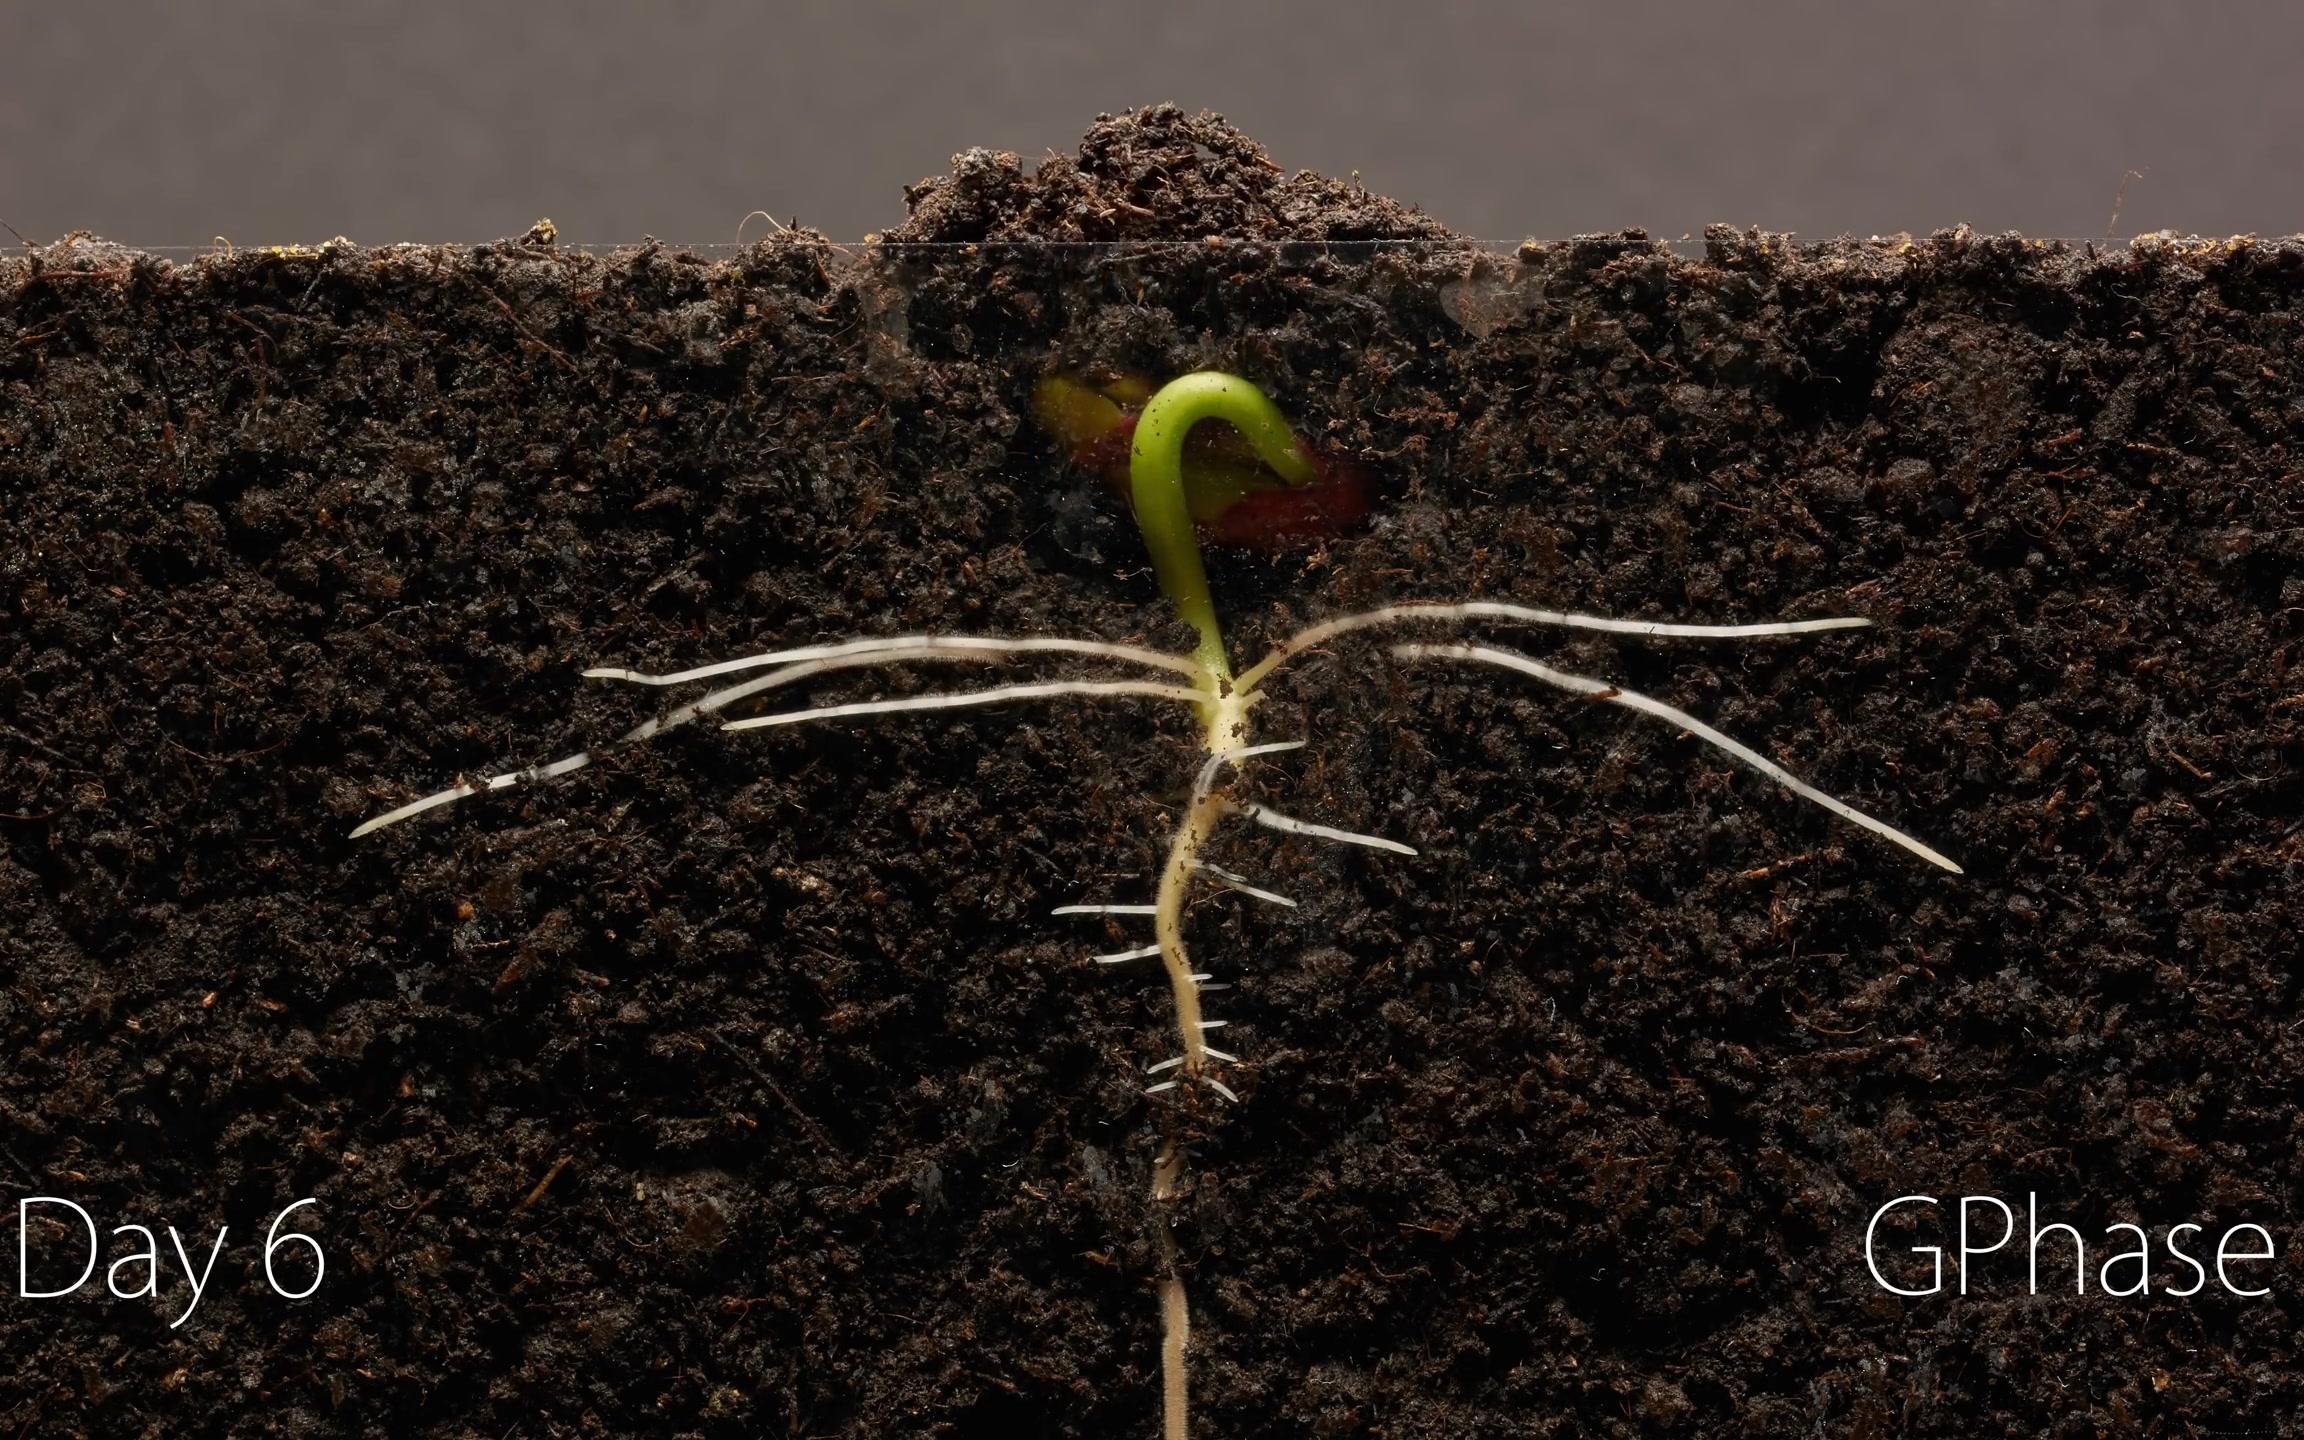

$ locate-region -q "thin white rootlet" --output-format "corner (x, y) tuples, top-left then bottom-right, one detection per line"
(720, 679), (1204, 731)
(584, 633), (1204, 686)
(1393, 642), (1964, 874)
(1192, 860), (1297, 908)
(1239, 601), (1871, 683)
(1240, 804), (1419, 856)
(350, 644), (1201, 838)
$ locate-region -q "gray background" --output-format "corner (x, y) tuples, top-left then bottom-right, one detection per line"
(3, 0), (2298, 248)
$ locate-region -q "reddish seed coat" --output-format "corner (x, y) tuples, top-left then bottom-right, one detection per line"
(1080, 414), (1372, 552)
(1200, 455), (1372, 551)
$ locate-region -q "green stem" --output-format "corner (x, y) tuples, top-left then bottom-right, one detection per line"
(1128, 372), (1316, 681)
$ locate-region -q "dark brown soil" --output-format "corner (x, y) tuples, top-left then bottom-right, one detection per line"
(4, 105), (2301, 1439)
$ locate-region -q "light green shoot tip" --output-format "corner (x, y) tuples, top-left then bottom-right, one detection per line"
(1127, 372), (1314, 682)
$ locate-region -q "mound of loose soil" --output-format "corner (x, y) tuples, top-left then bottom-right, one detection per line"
(4, 104), (2301, 1438)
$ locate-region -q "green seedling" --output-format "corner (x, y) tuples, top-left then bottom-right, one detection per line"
(1033, 368), (1374, 555)
(353, 371), (1960, 1439)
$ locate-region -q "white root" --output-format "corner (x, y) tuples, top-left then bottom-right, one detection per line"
(348, 779), (492, 838)
(1240, 599), (1871, 688)
(1095, 944), (1164, 964)
(721, 679), (1206, 731)
(598, 644), (1006, 747)
(348, 751), (604, 838)
(352, 642), (1178, 839)
(1193, 860), (1298, 908)
(1394, 641), (1964, 874)
(1190, 738), (1306, 802)
(584, 632), (1205, 685)
(1053, 904), (1159, 916)
(1240, 804), (1419, 856)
